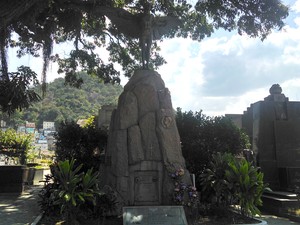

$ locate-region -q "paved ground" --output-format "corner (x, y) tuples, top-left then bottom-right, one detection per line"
(0, 186), (299, 225)
(260, 214), (300, 225)
(0, 186), (41, 225)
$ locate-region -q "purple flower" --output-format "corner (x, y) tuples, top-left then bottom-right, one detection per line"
(176, 195), (183, 201)
(180, 183), (187, 190)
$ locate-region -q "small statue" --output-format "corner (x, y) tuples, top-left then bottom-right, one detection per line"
(140, 8), (154, 69)
(103, 3), (180, 69)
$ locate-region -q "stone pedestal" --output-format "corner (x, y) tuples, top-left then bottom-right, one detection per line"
(104, 70), (191, 207)
(0, 166), (28, 193)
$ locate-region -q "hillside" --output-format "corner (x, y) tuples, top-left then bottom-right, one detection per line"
(1, 72), (123, 128)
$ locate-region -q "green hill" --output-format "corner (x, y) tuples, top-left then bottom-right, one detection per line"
(1, 72), (123, 128)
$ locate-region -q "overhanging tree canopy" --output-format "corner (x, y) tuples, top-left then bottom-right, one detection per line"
(0, 0), (289, 113)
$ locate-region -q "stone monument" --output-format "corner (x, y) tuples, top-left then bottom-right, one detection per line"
(103, 69), (191, 208)
(101, 2), (192, 211)
(242, 84), (300, 190)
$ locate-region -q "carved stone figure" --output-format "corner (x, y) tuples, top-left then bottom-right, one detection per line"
(103, 4), (180, 68)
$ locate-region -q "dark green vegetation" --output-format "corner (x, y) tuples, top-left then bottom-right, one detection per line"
(55, 118), (108, 172)
(175, 109), (267, 220)
(40, 118), (115, 224)
(39, 159), (117, 225)
(0, 0), (289, 114)
(200, 152), (267, 217)
(0, 66), (41, 115)
(0, 72), (123, 129)
(175, 108), (250, 186)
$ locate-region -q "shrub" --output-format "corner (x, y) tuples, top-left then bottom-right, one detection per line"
(39, 159), (114, 224)
(226, 158), (268, 216)
(55, 119), (107, 171)
(0, 128), (33, 164)
(199, 152), (267, 217)
(175, 108), (250, 188)
(199, 152), (234, 212)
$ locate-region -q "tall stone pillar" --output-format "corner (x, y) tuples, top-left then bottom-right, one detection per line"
(104, 70), (191, 208)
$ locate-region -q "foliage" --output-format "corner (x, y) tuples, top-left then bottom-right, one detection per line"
(199, 152), (235, 209)
(0, 66), (41, 115)
(39, 173), (60, 217)
(82, 115), (96, 129)
(0, 0), (289, 92)
(0, 72), (122, 128)
(39, 159), (105, 224)
(175, 108), (251, 187)
(199, 152), (268, 217)
(88, 185), (119, 220)
(55, 119), (107, 172)
(225, 157), (268, 216)
(0, 128), (33, 164)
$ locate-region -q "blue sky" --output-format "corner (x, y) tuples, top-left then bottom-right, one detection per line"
(8, 0), (300, 117)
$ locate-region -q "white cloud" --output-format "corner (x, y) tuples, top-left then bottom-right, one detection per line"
(291, 0), (300, 13)
(157, 0), (300, 116)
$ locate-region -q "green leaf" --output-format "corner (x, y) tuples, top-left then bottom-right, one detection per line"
(64, 193), (71, 202)
(71, 196), (77, 206)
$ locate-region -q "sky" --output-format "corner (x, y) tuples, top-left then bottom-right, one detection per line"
(157, 0), (300, 116)
(8, 0), (300, 117)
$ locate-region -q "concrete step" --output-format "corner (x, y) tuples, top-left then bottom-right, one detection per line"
(261, 190), (300, 223)
(263, 190), (298, 200)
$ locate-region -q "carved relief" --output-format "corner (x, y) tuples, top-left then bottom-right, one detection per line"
(159, 109), (174, 129)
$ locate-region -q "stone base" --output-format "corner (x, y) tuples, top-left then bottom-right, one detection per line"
(261, 190), (300, 222)
(0, 166), (28, 193)
(123, 205), (188, 225)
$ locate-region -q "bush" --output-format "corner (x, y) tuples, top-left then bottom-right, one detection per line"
(199, 152), (234, 210)
(175, 108), (250, 188)
(0, 128), (33, 164)
(55, 119), (107, 171)
(39, 159), (115, 224)
(226, 157), (268, 216)
(199, 152), (268, 217)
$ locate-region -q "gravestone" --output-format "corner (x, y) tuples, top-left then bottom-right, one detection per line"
(123, 206), (188, 225)
(104, 70), (191, 209)
(242, 84), (300, 190)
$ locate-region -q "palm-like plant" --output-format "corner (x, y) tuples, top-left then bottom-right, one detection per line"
(50, 159), (102, 224)
(225, 158), (268, 216)
(199, 152), (234, 209)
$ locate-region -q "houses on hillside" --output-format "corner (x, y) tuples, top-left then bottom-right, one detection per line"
(0, 120), (57, 155)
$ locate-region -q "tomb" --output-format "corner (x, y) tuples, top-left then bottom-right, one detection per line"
(242, 84), (300, 190)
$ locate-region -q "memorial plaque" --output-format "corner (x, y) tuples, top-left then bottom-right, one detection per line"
(134, 171), (159, 205)
(123, 206), (188, 225)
